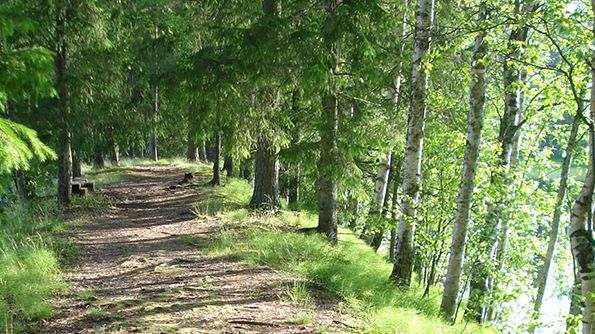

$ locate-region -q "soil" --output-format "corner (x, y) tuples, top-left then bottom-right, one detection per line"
(43, 166), (347, 334)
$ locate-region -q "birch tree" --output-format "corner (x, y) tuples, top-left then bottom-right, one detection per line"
(391, 0), (435, 287)
(440, 4), (487, 321)
(567, 3), (595, 331)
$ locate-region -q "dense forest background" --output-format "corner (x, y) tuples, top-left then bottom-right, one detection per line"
(2, 0), (595, 333)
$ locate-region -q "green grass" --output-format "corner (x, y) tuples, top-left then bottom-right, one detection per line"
(76, 289), (98, 302)
(87, 306), (109, 321)
(0, 199), (69, 333)
(186, 176), (497, 334)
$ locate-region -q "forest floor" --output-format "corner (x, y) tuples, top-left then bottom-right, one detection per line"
(43, 165), (342, 334)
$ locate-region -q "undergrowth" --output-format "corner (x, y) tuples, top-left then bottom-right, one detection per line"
(188, 176), (497, 334)
(0, 200), (69, 333)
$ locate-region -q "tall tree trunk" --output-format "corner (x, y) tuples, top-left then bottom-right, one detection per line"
(466, 1), (536, 321)
(568, 263), (583, 331)
(391, 0), (434, 288)
(210, 132), (221, 186)
(250, 133), (280, 208)
(250, 0), (281, 210)
(288, 90), (301, 205)
(187, 105), (198, 162)
(198, 140), (207, 162)
(317, 93), (339, 244)
(111, 144), (120, 166)
(440, 6), (487, 322)
(528, 114), (580, 333)
(72, 151), (82, 179)
(362, 152), (392, 245)
(288, 163), (300, 205)
(370, 155), (395, 252)
(55, 2), (72, 208)
(149, 81), (159, 161)
(94, 148), (105, 169)
(240, 158), (252, 180)
(389, 157), (403, 262)
(568, 8), (595, 331)
(223, 155), (233, 177)
(187, 131), (197, 162)
(316, 0), (339, 245)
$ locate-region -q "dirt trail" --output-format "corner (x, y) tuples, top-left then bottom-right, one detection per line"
(44, 166), (339, 334)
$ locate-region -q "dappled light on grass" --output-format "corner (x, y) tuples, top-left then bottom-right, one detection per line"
(189, 177), (497, 334)
(0, 200), (69, 332)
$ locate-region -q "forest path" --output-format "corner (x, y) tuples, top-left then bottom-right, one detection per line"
(44, 165), (337, 334)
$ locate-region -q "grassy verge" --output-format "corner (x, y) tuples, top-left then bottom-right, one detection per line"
(186, 177), (496, 334)
(0, 200), (70, 333)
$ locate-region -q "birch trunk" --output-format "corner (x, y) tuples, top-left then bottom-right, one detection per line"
(466, 1), (536, 321)
(440, 6), (487, 321)
(528, 114), (580, 333)
(391, 0), (434, 288)
(112, 144), (120, 166)
(569, 6), (595, 330)
(362, 152), (392, 244)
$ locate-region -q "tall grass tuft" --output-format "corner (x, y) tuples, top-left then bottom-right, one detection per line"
(0, 199), (68, 333)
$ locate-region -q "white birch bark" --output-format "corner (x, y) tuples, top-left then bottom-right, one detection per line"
(391, 0), (435, 288)
(529, 114), (580, 333)
(569, 5), (595, 331)
(440, 5), (487, 321)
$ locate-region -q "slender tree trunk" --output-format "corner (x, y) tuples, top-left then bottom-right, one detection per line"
(111, 144), (120, 166)
(528, 114), (580, 333)
(466, 1), (536, 321)
(391, 0), (435, 288)
(370, 152), (395, 251)
(210, 132), (221, 186)
(12, 169), (29, 204)
(223, 156), (233, 177)
(198, 141), (207, 162)
(187, 105), (198, 162)
(149, 81), (159, 161)
(568, 9), (595, 331)
(240, 158), (252, 180)
(440, 6), (487, 322)
(55, 2), (72, 208)
(72, 151), (82, 178)
(288, 90), (301, 205)
(288, 163), (300, 205)
(187, 131), (197, 162)
(388, 159), (403, 262)
(317, 92), (339, 244)
(362, 152), (392, 245)
(94, 148), (105, 169)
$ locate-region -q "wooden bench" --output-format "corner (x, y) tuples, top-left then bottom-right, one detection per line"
(72, 179), (95, 196)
